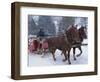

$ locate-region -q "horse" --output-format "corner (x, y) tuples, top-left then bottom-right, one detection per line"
(64, 25), (81, 60)
(45, 35), (72, 64)
(72, 26), (87, 58)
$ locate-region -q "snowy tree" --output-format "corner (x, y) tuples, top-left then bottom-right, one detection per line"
(28, 15), (38, 35)
(59, 17), (75, 34)
(51, 16), (62, 35)
(38, 16), (56, 36)
(74, 17), (88, 27)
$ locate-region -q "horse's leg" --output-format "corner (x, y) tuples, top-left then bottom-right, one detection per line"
(73, 47), (76, 60)
(63, 50), (67, 62)
(68, 49), (71, 64)
(77, 46), (82, 57)
(50, 48), (56, 61)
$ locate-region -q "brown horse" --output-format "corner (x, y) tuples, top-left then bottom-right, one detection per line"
(72, 26), (87, 59)
(64, 25), (81, 60)
(45, 35), (72, 64)
(62, 25), (87, 60)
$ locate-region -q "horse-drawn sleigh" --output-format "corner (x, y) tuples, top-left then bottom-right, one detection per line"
(28, 25), (87, 64)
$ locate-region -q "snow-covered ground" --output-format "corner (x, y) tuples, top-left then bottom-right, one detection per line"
(28, 39), (88, 67)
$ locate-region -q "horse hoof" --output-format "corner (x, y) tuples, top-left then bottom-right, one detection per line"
(54, 59), (56, 61)
(68, 62), (71, 64)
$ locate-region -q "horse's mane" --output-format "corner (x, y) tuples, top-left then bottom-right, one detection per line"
(65, 26), (81, 44)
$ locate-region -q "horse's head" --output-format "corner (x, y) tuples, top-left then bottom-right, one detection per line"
(64, 26), (80, 44)
(79, 26), (87, 40)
